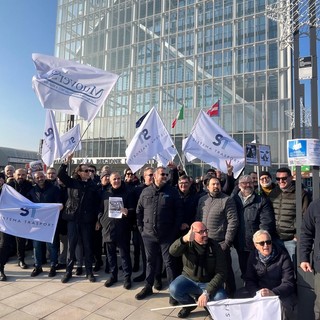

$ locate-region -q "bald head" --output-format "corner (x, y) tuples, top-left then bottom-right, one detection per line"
(191, 221), (209, 245)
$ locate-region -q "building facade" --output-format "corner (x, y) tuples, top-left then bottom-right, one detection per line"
(54, 0), (292, 176)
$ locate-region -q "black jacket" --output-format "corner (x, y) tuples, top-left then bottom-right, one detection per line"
(58, 164), (100, 223)
(27, 180), (61, 204)
(99, 182), (134, 242)
(7, 179), (33, 196)
(300, 199), (320, 272)
(136, 182), (183, 240)
(233, 192), (276, 251)
(245, 244), (295, 300)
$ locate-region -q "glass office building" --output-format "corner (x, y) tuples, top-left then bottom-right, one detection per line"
(54, 0), (292, 175)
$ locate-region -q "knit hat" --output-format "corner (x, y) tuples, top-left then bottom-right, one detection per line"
(100, 171), (110, 179)
(260, 171), (272, 179)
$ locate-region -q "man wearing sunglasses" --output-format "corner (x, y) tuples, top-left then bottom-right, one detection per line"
(135, 166), (183, 305)
(238, 230), (296, 320)
(169, 221), (227, 318)
(58, 155), (100, 283)
(269, 167), (310, 265)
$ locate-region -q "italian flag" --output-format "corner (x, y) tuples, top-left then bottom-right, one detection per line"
(171, 106), (184, 128)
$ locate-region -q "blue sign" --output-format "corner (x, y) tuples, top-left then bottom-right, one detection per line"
(288, 140), (307, 158)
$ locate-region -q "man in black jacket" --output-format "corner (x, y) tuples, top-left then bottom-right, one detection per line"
(7, 168), (33, 269)
(27, 171), (62, 277)
(233, 175), (276, 277)
(58, 157), (100, 283)
(169, 221), (227, 318)
(300, 199), (320, 319)
(135, 166), (183, 304)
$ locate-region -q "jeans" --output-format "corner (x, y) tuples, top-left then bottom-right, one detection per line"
(33, 235), (59, 267)
(169, 275), (227, 305)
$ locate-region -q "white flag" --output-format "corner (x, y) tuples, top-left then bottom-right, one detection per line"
(42, 110), (63, 167)
(60, 124), (82, 158)
(182, 110), (245, 178)
(32, 53), (119, 123)
(154, 145), (177, 167)
(0, 185), (62, 243)
(206, 295), (281, 320)
(126, 107), (175, 173)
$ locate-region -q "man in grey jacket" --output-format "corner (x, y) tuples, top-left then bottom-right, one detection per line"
(196, 176), (238, 297)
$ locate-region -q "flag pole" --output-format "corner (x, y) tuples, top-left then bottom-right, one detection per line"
(151, 303), (197, 311)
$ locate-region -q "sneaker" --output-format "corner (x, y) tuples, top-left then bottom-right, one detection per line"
(61, 272), (72, 283)
(75, 267), (83, 275)
(18, 260), (28, 269)
(178, 306), (197, 318)
(31, 267), (43, 277)
(154, 278), (163, 291)
(169, 296), (179, 306)
(104, 276), (118, 287)
(0, 271), (7, 281)
(123, 278), (131, 290)
(87, 273), (96, 283)
(135, 285), (153, 300)
(48, 266), (56, 277)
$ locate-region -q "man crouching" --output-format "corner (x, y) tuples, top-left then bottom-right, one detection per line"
(169, 221), (227, 318)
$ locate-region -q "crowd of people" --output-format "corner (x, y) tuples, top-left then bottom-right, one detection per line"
(0, 159), (317, 319)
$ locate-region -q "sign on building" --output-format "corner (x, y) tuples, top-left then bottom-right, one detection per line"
(287, 139), (320, 166)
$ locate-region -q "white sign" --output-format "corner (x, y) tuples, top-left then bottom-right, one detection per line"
(207, 295), (281, 320)
(299, 56), (312, 80)
(245, 144), (271, 167)
(108, 197), (124, 219)
(287, 139), (320, 166)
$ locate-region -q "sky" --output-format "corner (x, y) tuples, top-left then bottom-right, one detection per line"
(0, 0), (57, 152)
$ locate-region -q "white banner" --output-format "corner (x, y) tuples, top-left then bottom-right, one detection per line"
(32, 53), (119, 123)
(154, 146), (177, 167)
(60, 124), (82, 159)
(42, 110), (63, 167)
(126, 107), (175, 173)
(0, 185), (62, 243)
(182, 110), (245, 178)
(207, 295), (281, 320)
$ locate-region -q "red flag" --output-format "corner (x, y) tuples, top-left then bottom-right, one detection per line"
(207, 99), (220, 117)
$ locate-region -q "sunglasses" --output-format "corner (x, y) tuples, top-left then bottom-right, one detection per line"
(160, 173), (169, 177)
(276, 176), (288, 181)
(146, 174), (154, 177)
(194, 229), (209, 235)
(88, 169), (95, 173)
(255, 240), (272, 246)
(126, 173), (133, 176)
(80, 169), (90, 173)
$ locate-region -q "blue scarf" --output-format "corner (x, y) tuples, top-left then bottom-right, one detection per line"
(258, 247), (275, 264)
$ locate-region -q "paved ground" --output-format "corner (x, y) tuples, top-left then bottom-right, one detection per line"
(0, 249), (241, 320)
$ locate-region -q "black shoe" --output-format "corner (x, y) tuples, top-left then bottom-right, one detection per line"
(133, 273), (146, 282)
(0, 271), (7, 281)
(135, 285), (153, 300)
(123, 278), (131, 289)
(178, 306), (197, 318)
(104, 276), (118, 287)
(55, 263), (66, 270)
(31, 267), (43, 277)
(48, 266), (56, 277)
(132, 262), (140, 272)
(169, 296), (179, 306)
(87, 273), (96, 283)
(61, 272), (72, 283)
(154, 278), (163, 291)
(18, 260), (28, 269)
(75, 267), (83, 275)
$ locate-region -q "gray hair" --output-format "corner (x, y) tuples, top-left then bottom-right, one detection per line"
(253, 230), (271, 243)
(239, 175), (253, 183)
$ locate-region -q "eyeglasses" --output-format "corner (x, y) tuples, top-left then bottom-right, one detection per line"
(160, 173), (169, 177)
(276, 176), (288, 181)
(260, 177), (270, 181)
(194, 229), (209, 235)
(126, 173), (133, 176)
(240, 181), (252, 185)
(255, 240), (272, 246)
(80, 169), (90, 173)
